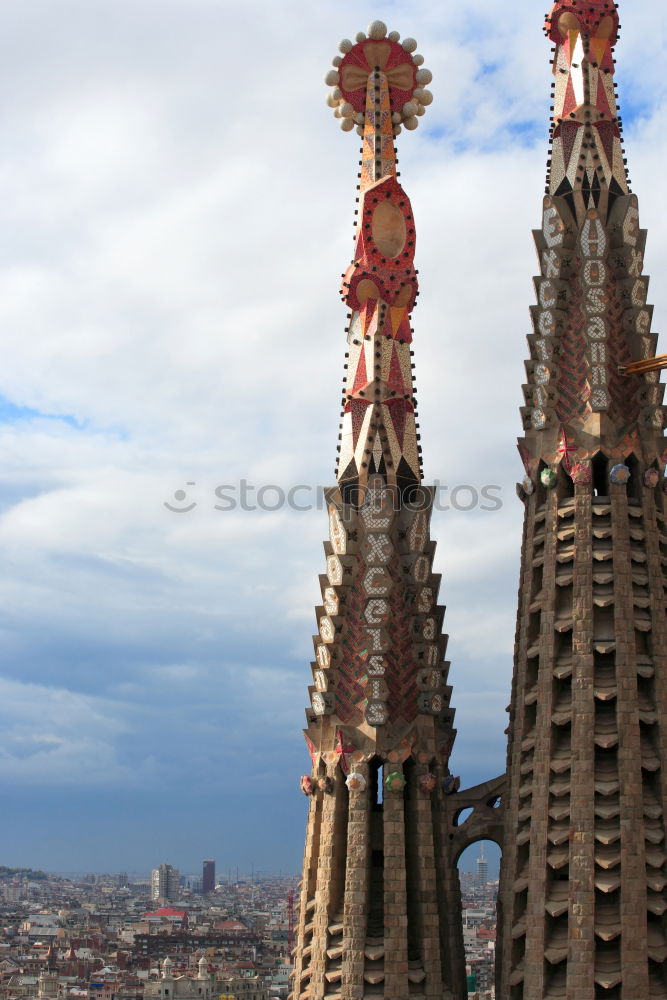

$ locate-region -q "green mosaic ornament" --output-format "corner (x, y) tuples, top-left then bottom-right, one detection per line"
(385, 771), (406, 792)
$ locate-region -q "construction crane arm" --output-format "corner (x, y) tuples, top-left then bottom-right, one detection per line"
(619, 355), (667, 376)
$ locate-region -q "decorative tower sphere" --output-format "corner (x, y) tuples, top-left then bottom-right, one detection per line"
(540, 467), (557, 488)
(419, 772), (437, 794)
(367, 19), (387, 40)
(325, 28), (433, 130)
(610, 463), (631, 485)
(384, 770), (407, 792)
(571, 461), (593, 486)
(299, 774), (314, 795)
(345, 771), (367, 791)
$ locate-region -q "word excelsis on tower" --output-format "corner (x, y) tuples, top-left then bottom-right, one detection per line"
(498, 2), (667, 998)
(289, 21), (483, 1000)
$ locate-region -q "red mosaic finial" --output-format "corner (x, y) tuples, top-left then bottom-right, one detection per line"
(545, 0), (619, 48)
(325, 21), (433, 136)
(324, 22), (430, 493)
(544, 0), (627, 216)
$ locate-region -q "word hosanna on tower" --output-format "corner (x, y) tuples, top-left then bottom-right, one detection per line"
(290, 4), (667, 1000)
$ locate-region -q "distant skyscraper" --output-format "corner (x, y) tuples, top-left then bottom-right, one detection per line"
(151, 864), (179, 903)
(476, 845), (488, 892)
(202, 859), (215, 894)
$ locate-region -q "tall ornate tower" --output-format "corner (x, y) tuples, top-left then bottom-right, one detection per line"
(290, 21), (467, 1000)
(498, 3), (667, 998)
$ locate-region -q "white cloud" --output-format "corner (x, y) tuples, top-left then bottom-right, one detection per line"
(0, 677), (140, 785)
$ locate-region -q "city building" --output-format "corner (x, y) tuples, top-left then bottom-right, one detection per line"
(141, 908), (189, 930)
(144, 958), (212, 1000)
(498, 2), (667, 998)
(150, 867), (179, 905)
(201, 863), (215, 897)
(217, 970), (267, 1000)
(291, 20), (471, 1000)
(475, 847), (488, 894)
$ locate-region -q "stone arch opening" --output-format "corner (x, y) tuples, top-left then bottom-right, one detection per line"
(443, 775), (505, 996)
(367, 756), (385, 939)
(454, 806), (475, 827)
(557, 461), (575, 500)
(454, 836), (503, 1000)
(625, 451), (641, 502)
(592, 451), (608, 497)
(453, 835), (503, 873)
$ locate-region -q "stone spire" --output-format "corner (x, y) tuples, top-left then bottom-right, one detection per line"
(545, 0), (627, 225)
(498, 2), (667, 997)
(291, 21), (468, 1000)
(520, 0), (663, 476)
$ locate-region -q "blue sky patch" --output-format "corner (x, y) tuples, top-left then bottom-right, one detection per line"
(0, 395), (82, 428)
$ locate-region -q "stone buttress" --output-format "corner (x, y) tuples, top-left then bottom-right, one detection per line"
(289, 22), (468, 1000)
(498, 3), (667, 998)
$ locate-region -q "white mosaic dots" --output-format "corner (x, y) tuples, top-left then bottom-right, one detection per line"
(319, 617), (335, 643)
(316, 645), (331, 669)
(366, 702), (388, 726)
(327, 555), (343, 586)
(324, 588), (339, 615)
(363, 567), (393, 596)
(422, 617), (436, 641)
(329, 506), (348, 554)
(361, 533), (393, 566)
(364, 598), (390, 625)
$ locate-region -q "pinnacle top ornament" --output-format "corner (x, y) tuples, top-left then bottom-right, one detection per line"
(325, 21), (433, 135)
(322, 21), (438, 502)
(545, 0), (619, 46)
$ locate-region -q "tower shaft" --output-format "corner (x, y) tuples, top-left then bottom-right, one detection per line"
(499, 4), (667, 998)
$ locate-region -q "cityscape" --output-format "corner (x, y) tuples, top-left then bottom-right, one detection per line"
(0, 856), (499, 1000)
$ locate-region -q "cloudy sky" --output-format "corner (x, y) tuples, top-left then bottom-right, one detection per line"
(0, 0), (665, 878)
